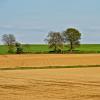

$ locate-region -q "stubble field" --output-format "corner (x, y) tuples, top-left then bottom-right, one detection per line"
(0, 54), (100, 100)
(0, 68), (100, 100)
(0, 54), (100, 68)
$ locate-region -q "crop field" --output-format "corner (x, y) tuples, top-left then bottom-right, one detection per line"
(0, 44), (100, 54)
(0, 51), (100, 99)
(0, 54), (100, 68)
(0, 67), (100, 100)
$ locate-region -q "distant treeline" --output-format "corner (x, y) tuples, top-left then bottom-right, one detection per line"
(1, 27), (100, 54)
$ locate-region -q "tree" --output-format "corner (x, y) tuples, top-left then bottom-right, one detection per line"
(45, 31), (64, 53)
(15, 42), (23, 54)
(2, 34), (16, 53)
(63, 28), (81, 52)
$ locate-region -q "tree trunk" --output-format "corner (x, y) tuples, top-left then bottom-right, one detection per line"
(70, 41), (73, 53)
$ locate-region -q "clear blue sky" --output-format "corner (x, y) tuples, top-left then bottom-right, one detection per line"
(0, 0), (100, 44)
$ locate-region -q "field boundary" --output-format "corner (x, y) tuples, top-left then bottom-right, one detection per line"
(0, 65), (100, 70)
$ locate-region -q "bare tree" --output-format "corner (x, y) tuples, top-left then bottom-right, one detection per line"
(2, 34), (16, 53)
(45, 32), (64, 53)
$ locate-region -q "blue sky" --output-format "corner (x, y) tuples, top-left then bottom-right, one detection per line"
(0, 0), (100, 44)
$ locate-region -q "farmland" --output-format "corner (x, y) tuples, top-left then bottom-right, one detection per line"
(0, 67), (100, 100)
(0, 0), (100, 100)
(0, 45), (100, 100)
(0, 44), (100, 54)
(0, 54), (100, 68)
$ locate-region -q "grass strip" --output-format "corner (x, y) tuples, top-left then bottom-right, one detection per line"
(0, 65), (100, 70)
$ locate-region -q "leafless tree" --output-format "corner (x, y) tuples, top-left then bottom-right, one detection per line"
(2, 34), (16, 53)
(45, 31), (64, 53)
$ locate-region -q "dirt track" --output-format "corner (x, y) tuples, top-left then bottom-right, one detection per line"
(0, 67), (100, 100)
(0, 54), (100, 68)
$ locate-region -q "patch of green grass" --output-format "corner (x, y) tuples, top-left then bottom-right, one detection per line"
(20, 44), (100, 54)
(0, 44), (100, 54)
(0, 65), (100, 70)
(75, 44), (100, 53)
(23, 44), (49, 53)
(0, 45), (8, 54)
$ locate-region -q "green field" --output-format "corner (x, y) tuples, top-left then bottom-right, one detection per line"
(75, 44), (100, 53)
(0, 44), (100, 54)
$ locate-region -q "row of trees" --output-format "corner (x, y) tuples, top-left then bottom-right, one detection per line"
(46, 28), (81, 53)
(1, 28), (81, 54)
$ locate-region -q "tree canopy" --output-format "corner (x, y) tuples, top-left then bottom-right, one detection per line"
(63, 28), (81, 52)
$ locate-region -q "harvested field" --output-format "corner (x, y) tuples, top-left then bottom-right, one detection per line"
(0, 67), (100, 100)
(0, 54), (100, 68)
(0, 54), (100, 100)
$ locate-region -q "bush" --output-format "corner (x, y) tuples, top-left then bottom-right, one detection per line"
(15, 42), (23, 54)
(16, 47), (23, 54)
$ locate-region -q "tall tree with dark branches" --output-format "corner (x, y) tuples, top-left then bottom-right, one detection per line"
(45, 32), (64, 53)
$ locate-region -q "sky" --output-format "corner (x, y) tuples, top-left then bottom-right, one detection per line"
(0, 0), (100, 44)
